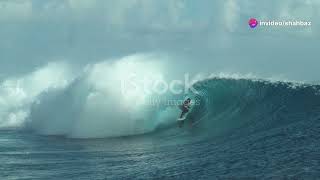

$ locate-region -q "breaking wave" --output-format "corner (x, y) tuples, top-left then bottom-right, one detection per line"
(1, 54), (320, 139)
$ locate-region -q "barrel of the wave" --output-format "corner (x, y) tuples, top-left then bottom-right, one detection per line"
(186, 89), (210, 126)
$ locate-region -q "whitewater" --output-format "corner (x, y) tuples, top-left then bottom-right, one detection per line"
(1, 54), (320, 179)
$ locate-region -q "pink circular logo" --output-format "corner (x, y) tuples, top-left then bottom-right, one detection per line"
(248, 18), (258, 28)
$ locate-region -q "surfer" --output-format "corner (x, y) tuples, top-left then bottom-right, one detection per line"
(179, 98), (191, 119)
(178, 98), (192, 128)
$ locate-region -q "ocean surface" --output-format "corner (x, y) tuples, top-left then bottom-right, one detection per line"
(1, 78), (320, 179)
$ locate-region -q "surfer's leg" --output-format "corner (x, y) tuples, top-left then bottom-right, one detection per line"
(180, 111), (187, 118)
(180, 108), (188, 118)
(180, 112), (184, 118)
(180, 111), (186, 118)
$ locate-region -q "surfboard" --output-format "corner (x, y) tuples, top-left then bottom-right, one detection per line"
(177, 111), (189, 121)
(177, 116), (187, 121)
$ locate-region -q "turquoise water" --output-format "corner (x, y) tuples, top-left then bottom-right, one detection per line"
(1, 78), (320, 179)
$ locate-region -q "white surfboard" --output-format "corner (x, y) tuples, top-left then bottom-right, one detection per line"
(177, 116), (187, 121)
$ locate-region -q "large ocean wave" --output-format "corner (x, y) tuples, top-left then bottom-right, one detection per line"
(1, 55), (320, 139)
